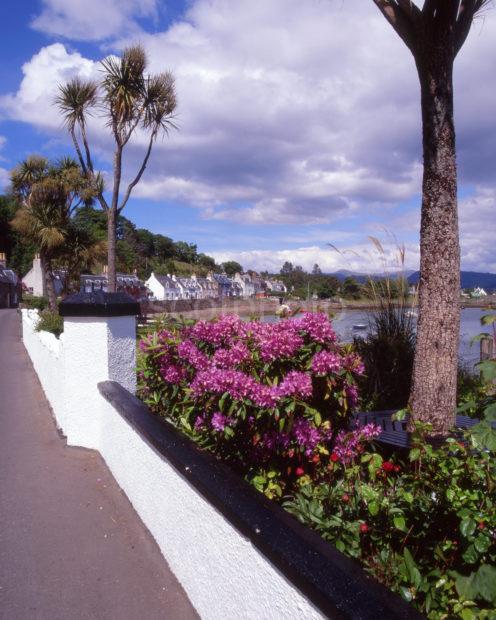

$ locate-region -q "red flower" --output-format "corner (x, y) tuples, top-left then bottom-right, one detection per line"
(360, 523), (369, 534)
(342, 493), (350, 503)
(295, 467), (305, 477)
(330, 453), (339, 463)
(394, 465), (400, 473)
(478, 521), (486, 530)
(381, 461), (395, 472)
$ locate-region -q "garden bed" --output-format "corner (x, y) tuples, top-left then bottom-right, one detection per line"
(137, 312), (496, 619)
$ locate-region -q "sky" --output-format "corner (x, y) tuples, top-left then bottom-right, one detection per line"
(0, 0), (495, 275)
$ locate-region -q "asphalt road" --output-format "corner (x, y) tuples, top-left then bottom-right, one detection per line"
(0, 309), (197, 620)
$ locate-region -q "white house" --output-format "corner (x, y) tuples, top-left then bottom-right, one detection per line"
(265, 279), (287, 294)
(471, 287), (488, 298)
(192, 274), (218, 299)
(145, 273), (182, 301)
(234, 272), (256, 297)
(173, 276), (200, 300)
(23, 255), (65, 297)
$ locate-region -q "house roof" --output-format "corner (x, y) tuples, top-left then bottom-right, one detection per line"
(154, 274), (179, 288)
(0, 269), (18, 285)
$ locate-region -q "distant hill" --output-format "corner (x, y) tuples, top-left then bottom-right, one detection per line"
(408, 271), (496, 290)
(328, 269), (416, 284)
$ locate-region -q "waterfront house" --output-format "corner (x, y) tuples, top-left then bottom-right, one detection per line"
(81, 270), (146, 299)
(144, 273), (182, 301)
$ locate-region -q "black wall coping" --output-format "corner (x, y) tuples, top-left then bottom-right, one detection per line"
(59, 291), (139, 317)
(98, 381), (423, 620)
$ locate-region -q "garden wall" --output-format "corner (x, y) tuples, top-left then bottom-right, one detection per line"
(20, 303), (419, 620)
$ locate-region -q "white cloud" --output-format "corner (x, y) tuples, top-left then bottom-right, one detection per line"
(31, 0), (158, 41)
(1, 1), (496, 270)
(211, 241), (420, 275)
(0, 136), (9, 190)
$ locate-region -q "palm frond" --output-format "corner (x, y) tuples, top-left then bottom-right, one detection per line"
(55, 78), (98, 130)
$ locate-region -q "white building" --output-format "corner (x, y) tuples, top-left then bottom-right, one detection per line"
(191, 274), (218, 299)
(145, 273), (182, 301)
(173, 276), (200, 300)
(22, 256), (65, 297)
(265, 279), (287, 294)
(234, 272), (255, 297)
(471, 287), (488, 298)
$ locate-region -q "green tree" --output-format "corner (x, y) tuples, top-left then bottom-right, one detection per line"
(222, 260), (243, 276)
(372, 0), (489, 434)
(56, 46), (177, 292)
(10, 156), (98, 309)
(342, 276), (362, 300)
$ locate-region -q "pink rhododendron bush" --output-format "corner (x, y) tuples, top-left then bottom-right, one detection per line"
(137, 312), (370, 495)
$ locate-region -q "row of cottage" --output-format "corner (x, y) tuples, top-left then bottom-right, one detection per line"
(21, 257), (287, 301)
(145, 271), (287, 301)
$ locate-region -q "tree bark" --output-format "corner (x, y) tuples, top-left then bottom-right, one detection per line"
(41, 253), (58, 312)
(409, 40), (460, 435)
(107, 207), (117, 293)
(107, 145), (123, 293)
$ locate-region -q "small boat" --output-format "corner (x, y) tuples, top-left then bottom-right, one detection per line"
(352, 323), (367, 330)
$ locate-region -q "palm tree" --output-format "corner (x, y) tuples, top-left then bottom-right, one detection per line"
(371, 1), (491, 434)
(11, 156), (98, 310)
(56, 45), (177, 292)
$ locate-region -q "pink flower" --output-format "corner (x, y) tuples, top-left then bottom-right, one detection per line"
(211, 411), (234, 432)
(296, 313), (337, 344)
(212, 341), (251, 368)
(160, 363), (187, 384)
(332, 423), (381, 464)
(292, 418), (321, 455)
(278, 371), (313, 400)
(177, 340), (209, 370)
(311, 350), (342, 375)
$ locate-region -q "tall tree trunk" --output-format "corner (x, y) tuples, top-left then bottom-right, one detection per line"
(409, 43), (460, 435)
(107, 145), (123, 293)
(41, 253), (58, 312)
(107, 207), (117, 293)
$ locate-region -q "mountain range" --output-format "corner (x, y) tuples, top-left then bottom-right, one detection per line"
(326, 269), (496, 290)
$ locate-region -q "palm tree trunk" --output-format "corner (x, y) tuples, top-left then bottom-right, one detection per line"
(409, 45), (460, 435)
(41, 253), (58, 312)
(107, 145), (123, 293)
(107, 207), (117, 293)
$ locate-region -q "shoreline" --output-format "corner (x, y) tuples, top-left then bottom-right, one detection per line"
(148, 296), (496, 321)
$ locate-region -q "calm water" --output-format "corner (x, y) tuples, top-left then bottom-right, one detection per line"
(260, 307), (491, 371)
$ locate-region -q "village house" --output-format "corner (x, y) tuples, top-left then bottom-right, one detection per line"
(145, 272), (182, 301)
(173, 275), (200, 300)
(80, 268), (146, 300)
(0, 253), (21, 308)
(22, 255), (65, 297)
(208, 273), (242, 298)
(264, 278), (287, 294)
(471, 287), (488, 298)
(191, 274), (218, 299)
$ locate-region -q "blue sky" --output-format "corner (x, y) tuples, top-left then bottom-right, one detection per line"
(1, 0), (495, 274)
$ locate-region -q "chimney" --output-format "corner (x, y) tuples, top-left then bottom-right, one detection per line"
(0, 252), (6, 269)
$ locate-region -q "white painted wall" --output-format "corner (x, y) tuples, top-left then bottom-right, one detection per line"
(145, 273), (165, 300)
(22, 257), (46, 297)
(21, 308), (325, 620)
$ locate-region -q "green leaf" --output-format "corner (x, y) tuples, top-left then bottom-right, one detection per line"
(476, 360), (496, 383)
(399, 586), (413, 602)
(368, 501), (379, 516)
(474, 564), (496, 604)
(455, 571), (478, 601)
(474, 535), (491, 554)
(394, 516), (407, 532)
(403, 548), (421, 589)
(460, 518), (477, 538)
(462, 545), (479, 565)
(461, 608), (475, 620)
(470, 421), (496, 452)
(481, 314), (496, 326)
(392, 408), (407, 422)
(409, 448), (421, 461)
(483, 402), (496, 422)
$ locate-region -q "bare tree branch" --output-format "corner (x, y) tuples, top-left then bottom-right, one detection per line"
(396, 0), (422, 22)
(454, 0), (488, 55)
(371, 0), (416, 50)
(118, 127), (158, 214)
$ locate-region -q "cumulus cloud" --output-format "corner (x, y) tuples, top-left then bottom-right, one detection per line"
(1, 0), (495, 270)
(31, 0), (158, 41)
